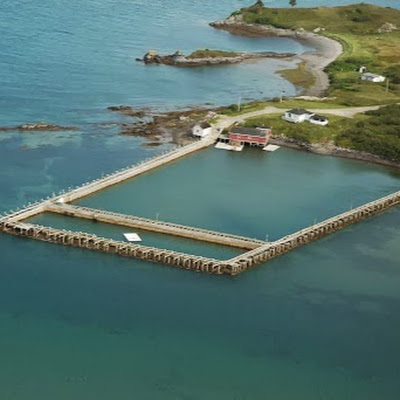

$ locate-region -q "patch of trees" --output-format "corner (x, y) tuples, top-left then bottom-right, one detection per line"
(336, 105), (400, 161)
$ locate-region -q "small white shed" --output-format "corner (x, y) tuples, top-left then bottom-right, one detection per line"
(192, 122), (212, 138)
(282, 108), (314, 124)
(361, 73), (386, 83)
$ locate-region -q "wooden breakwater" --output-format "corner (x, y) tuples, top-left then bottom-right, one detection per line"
(55, 139), (213, 204)
(46, 203), (265, 250)
(0, 221), (234, 274)
(1, 190), (399, 275)
(0, 138), (213, 224)
(1, 128), (399, 275)
(224, 189), (400, 275)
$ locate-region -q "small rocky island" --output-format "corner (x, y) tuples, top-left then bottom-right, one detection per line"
(137, 49), (294, 67)
(0, 122), (77, 132)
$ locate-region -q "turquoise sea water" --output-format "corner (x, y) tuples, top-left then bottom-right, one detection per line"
(1, 0), (400, 399)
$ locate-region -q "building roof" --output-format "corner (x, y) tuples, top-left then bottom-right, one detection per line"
(199, 122), (211, 129)
(287, 108), (313, 115)
(230, 127), (270, 137)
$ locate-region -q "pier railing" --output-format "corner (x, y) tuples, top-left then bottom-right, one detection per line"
(1, 221), (228, 274)
(1, 131), (400, 275)
(46, 203), (266, 250)
(224, 189), (400, 275)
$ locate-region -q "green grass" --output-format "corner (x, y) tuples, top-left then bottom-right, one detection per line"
(235, 3), (400, 106)
(187, 49), (240, 59)
(336, 104), (400, 161)
(219, 98), (347, 117)
(239, 3), (400, 34)
(278, 61), (316, 88)
(241, 104), (400, 162)
(243, 113), (355, 144)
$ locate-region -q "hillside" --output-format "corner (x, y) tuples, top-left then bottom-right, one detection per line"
(234, 3), (400, 105)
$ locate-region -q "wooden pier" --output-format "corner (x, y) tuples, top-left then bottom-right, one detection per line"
(1, 132), (399, 275)
(46, 203), (265, 250)
(1, 221), (229, 274)
(223, 189), (400, 275)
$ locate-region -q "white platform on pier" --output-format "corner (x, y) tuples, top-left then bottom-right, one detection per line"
(123, 233), (142, 242)
(263, 144), (280, 152)
(215, 142), (244, 152)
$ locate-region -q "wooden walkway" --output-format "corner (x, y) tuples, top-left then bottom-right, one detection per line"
(46, 203), (266, 250)
(223, 189), (400, 275)
(1, 132), (399, 275)
(1, 221), (227, 274)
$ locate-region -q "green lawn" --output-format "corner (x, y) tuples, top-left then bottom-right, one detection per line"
(243, 113), (356, 144)
(219, 98), (347, 117)
(235, 3), (400, 106)
(187, 49), (240, 59)
(242, 104), (400, 162)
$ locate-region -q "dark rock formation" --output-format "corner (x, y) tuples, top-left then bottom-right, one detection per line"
(139, 49), (294, 67)
(0, 123), (77, 132)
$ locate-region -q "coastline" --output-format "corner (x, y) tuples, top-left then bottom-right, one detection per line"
(210, 18), (343, 97)
(269, 136), (400, 170)
(138, 50), (295, 67)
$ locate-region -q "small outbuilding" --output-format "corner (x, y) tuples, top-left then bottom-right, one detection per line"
(358, 65), (367, 73)
(282, 108), (314, 124)
(192, 122), (212, 138)
(361, 73), (386, 83)
(228, 126), (271, 147)
(310, 114), (329, 126)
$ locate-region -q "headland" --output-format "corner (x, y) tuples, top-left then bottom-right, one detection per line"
(137, 49), (294, 67)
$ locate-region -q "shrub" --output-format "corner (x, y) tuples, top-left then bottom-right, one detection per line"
(385, 65), (400, 84)
(352, 15), (372, 22)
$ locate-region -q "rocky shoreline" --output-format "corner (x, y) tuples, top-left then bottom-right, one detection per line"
(107, 105), (216, 145)
(210, 16), (343, 96)
(137, 49), (294, 67)
(269, 136), (400, 169)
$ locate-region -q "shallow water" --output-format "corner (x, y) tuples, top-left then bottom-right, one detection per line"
(77, 147), (400, 240)
(1, 0), (400, 399)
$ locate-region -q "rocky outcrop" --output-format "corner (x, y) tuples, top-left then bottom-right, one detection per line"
(377, 22), (398, 33)
(107, 105), (147, 118)
(137, 49), (294, 67)
(210, 16), (306, 38)
(0, 123), (77, 132)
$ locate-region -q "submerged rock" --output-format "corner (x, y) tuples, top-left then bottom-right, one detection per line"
(0, 122), (77, 132)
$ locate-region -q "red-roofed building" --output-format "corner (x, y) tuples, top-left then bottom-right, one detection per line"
(228, 126), (271, 147)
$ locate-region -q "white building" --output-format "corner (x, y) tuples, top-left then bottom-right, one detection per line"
(361, 73), (386, 83)
(192, 122), (212, 138)
(282, 108), (314, 124)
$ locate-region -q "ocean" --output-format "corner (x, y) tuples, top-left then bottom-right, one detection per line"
(1, 0), (400, 398)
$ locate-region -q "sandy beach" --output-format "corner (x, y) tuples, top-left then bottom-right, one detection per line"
(210, 17), (343, 96)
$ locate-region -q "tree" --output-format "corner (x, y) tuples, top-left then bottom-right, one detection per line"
(289, 0), (297, 6)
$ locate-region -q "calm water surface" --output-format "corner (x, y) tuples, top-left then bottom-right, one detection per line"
(1, 0), (400, 399)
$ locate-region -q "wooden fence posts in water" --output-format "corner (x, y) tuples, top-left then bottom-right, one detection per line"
(0, 137), (399, 275)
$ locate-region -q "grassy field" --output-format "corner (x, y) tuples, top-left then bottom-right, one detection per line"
(242, 104), (400, 162)
(220, 98), (346, 117)
(187, 49), (240, 59)
(237, 3), (400, 106)
(243, 113), (356, 144)
(278, 61), (316, 89)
